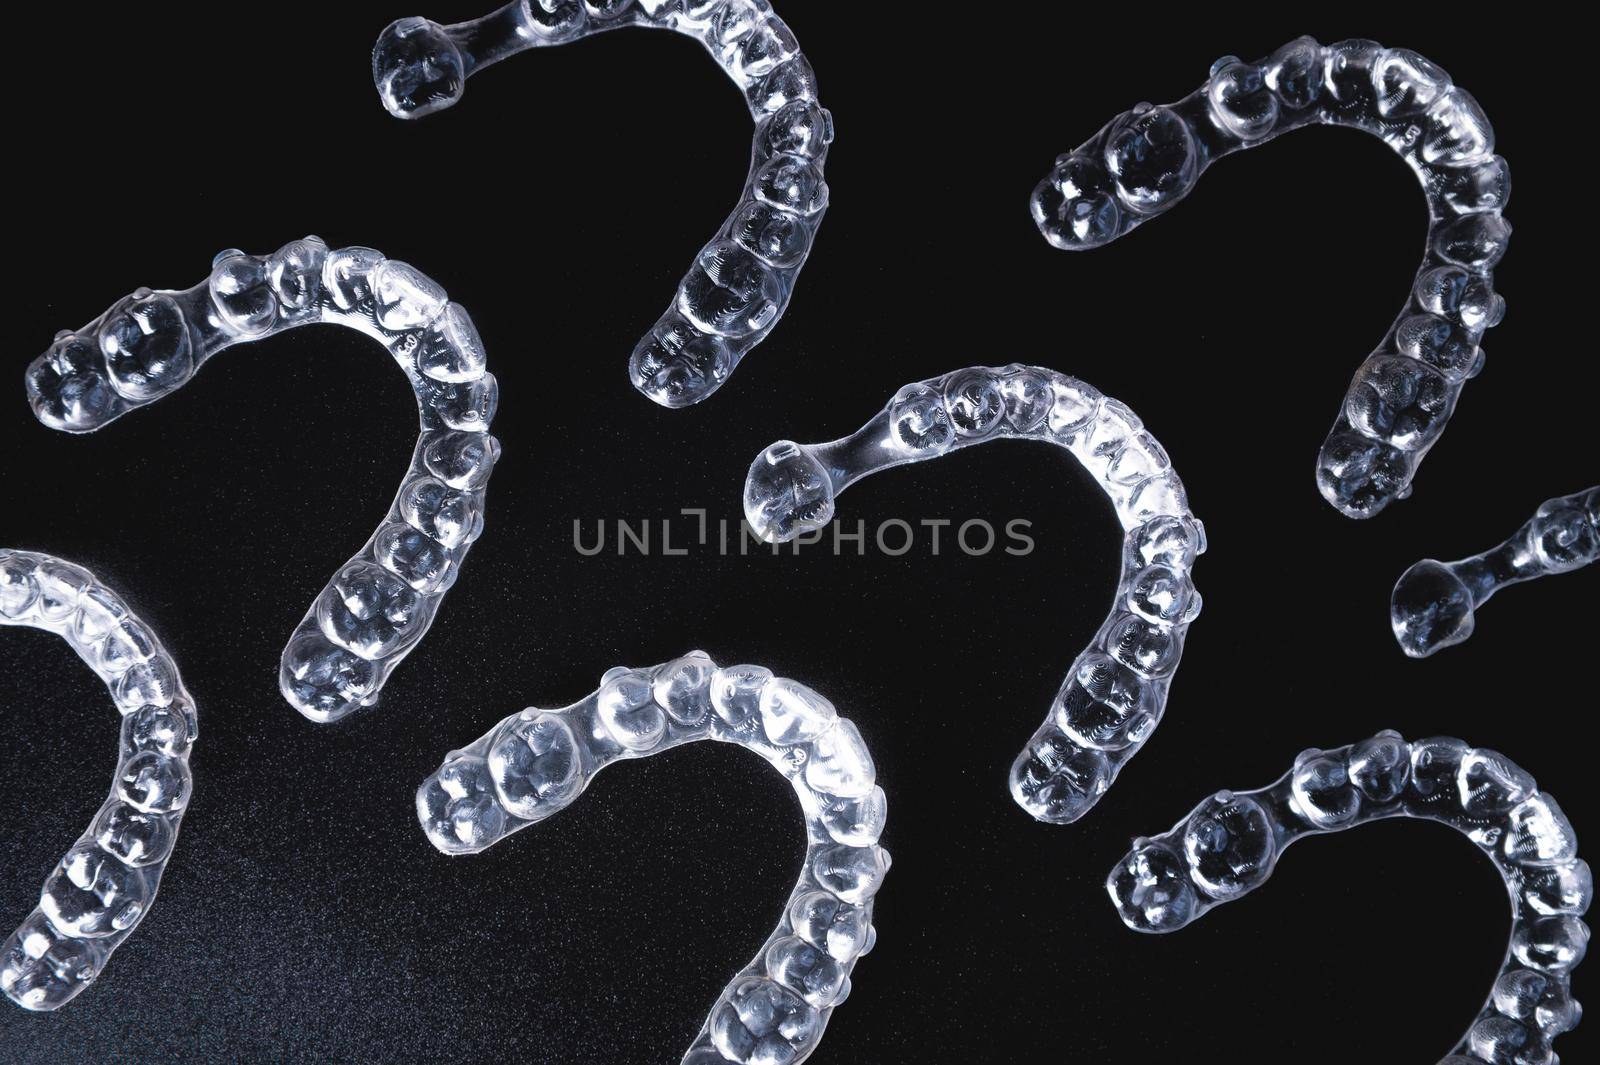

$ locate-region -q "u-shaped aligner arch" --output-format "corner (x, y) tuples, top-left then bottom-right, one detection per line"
(741, 365), (1205, 825)
(1032, 37), (1511, 519)
(1108, 731), (1590, 1062)
(0, 551), (196, 1011)
(372, 0), (831, 409)
(418, 651), (888, 1065)
(23, 238), (500, 723)
(1391, 486), (1599, 658)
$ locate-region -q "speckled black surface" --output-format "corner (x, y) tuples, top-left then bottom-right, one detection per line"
(2, 5), (1594, 1062)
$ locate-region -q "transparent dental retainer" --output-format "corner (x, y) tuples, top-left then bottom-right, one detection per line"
(23, 238), (500, 723)
(419, 652), (887, 1065)
(0, 551), (197, 1011)
(742, 365), (1204, 825)
(1392, 486), (1599, 658)
(1108, 732), (1589, 1063)
(372, 0), (831, 408)
(1032, 37), (1510, 519)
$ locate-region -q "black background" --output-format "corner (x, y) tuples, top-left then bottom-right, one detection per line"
(2, 4), (1594, 1062)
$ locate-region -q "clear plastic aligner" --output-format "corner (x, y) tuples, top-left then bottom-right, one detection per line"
(1108, 732), (1589, 1063)
(1032, 37), (1510, 519)
(23, 239), (500, 723)
(742, 365), (1204, 825)
(418, 651), (888, 1065)
(1392, 487), (1599, 658)
(372, 1), (831, 409)
(0, 551), (197, 1011)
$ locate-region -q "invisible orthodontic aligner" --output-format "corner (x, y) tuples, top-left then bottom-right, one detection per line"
(1033, 37), (1510, 519)
(419, 651), (888, 1065)
(1, 551), (197, 1011)
(373, 0), (830, 408)
(24, 239), (500, 723)
(1109, 732), (1589, 1063)
(1392, 487), (1599, 658)
(742, 365), (1204, 825)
